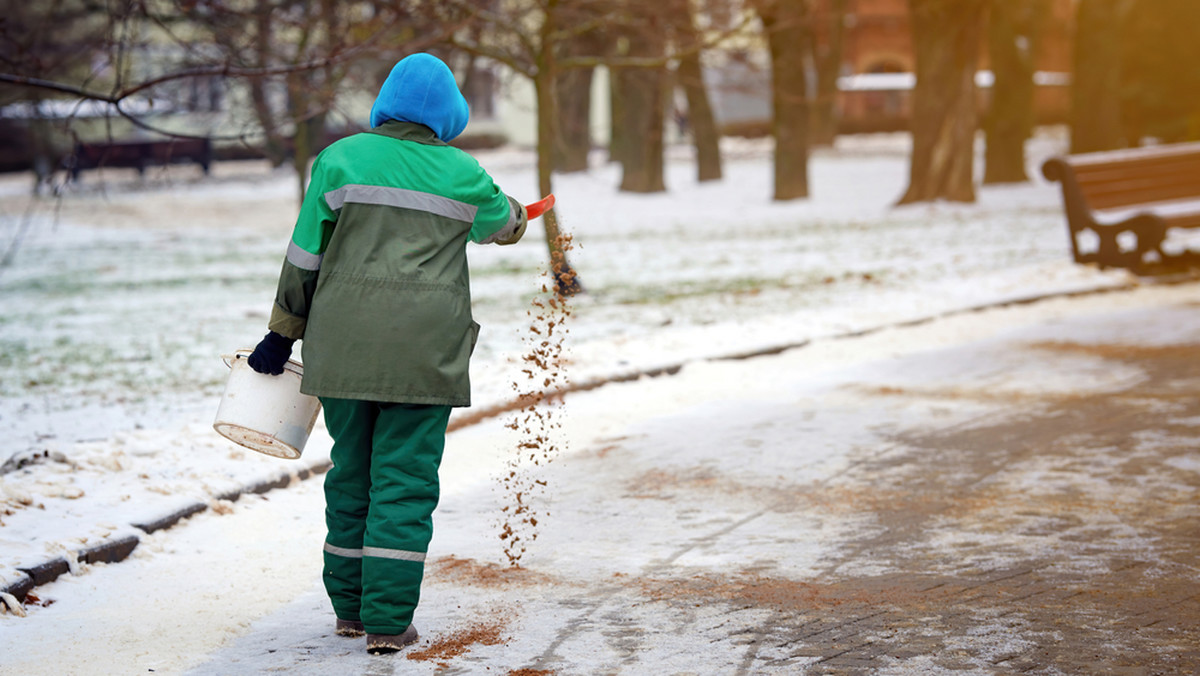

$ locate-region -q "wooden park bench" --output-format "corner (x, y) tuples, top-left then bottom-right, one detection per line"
(1041, 142), (1200, 271)
(68, 137), (213, 179)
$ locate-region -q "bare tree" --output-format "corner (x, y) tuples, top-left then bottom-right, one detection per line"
(445, 0), (643, 295)
(169, 0), (456, 202)
(983, 0), (1049, 184)
(1070, 0), (1130, 153)
(1, 1), (456, 203)
(553, 26), (604, 173)
(1119, 0), (1200, 144)
(612, 3), (668, 193)
(671, 0), (723, 182)
(0, 0), (111, 189)
(810, 0), (847, 147)
(898, 0), (987, 205)
(753, 0), (812, 201)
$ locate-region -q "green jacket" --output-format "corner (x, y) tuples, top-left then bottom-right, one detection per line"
(268, 121), (527, 406)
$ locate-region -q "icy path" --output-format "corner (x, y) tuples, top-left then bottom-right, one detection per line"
(3, 282), (1197, 674)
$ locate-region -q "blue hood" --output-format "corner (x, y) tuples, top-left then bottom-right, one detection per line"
(369, 53), (470, 141)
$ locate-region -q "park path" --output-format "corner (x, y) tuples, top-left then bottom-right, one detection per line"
(190, 288), (1200, 675)
(3, 285), (1197, 676)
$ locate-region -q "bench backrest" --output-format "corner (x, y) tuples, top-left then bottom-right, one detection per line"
(1062, 142), (1200, 210)
(73, 138), (212, 168)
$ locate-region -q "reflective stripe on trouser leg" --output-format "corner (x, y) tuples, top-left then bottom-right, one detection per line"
(361, 402), (451, 635)
(320, 397), (378, 623)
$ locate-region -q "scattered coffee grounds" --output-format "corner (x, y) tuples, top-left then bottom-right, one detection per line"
(498, 232), (575, 567)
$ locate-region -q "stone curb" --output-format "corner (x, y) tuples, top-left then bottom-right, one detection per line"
(0, 460), (332, 607)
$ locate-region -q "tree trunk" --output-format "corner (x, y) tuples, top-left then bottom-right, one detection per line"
(554, 64), (594, 172)
(1070, 0), (1127, 153)
(289, 71), (312, 205)
(983, 0), (1045, 184)
(758, 0), (811, 201)
(607, 66), (628, 166)
(672, 1), (722, 182)
(615, 9), (667, 194)
(810, 0), (847, 147)
(615, 67), (666, 192)
(535, 4), (583, 296)
(898, 0), (986, 205)
(251, 0), (287, 167)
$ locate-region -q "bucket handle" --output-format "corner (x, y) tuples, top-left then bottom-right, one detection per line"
(221, 350), (253, 369)
(221, 349), (305, 376)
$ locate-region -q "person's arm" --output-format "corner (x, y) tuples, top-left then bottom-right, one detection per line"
(249, 156), (338, 375)
(468, 166), (528, 246)
(269, 156), (339, 339)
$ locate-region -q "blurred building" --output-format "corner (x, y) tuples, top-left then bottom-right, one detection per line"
(709, 0), (1075, 136)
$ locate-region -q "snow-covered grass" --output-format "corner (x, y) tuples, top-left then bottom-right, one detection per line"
(1, 128), (1143, 587)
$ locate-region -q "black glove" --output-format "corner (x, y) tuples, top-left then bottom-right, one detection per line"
(247, 331), (296, 376)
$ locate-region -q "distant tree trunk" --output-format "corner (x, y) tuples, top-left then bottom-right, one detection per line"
(984, 0), (1045, 184)
(898, 0), (986, 205)
(286, 0), (342, 204)
(554, 65), (594, 172)
(615, 16), (667, 193)
(554, 29), (601, 173)
(28, 102), (56, 195)
(811, 0), (847, 147)
(288, 72), (313, 204)
(251, 0), (287, 167)
(672, 0), (722, 182)
(608, 66), (628, 166)
(1117, 0), (1200, 144)
(757, 0), (811, 201)
(1070, 0), (1128, 153)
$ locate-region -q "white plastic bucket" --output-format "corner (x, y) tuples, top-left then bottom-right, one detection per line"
(213, 350), (321, 460)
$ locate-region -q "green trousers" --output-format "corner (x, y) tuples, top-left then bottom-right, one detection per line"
(319, 398), (451, 635)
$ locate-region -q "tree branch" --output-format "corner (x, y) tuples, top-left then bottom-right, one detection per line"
(558, 8), (758, 70)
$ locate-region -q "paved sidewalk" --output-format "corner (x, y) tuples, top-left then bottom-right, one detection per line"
(181, 296), (1200, 675)
(761, 338), (1200, 675)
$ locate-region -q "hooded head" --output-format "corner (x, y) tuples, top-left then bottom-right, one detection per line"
(369, 53), (470, 142)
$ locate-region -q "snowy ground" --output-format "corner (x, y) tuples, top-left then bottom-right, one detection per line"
(1, 129), (1197, 673)
(3, 283), (1198, 675)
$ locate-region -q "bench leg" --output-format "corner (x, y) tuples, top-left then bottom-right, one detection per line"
(1128, 214), (1168, 258)
(1089, 215), (1168, 270)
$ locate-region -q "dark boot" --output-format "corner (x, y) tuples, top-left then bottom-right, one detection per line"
(366, 625), (419, 654)
(335, 618), (365, 637)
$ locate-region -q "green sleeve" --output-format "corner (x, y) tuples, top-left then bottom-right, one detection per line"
(267, 156), (339, 339)
(468, 168), (527, 245)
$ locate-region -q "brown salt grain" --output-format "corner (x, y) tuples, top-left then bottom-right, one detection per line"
(405, 620), (506, 662)
(429, 554), (545, 587)
(497, 232), (575, 566)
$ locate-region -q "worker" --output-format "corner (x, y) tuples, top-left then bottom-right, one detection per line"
(246, 52), (528, 654)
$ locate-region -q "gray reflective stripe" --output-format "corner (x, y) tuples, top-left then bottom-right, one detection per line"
(287, 240), (323, 271)
(479, 202), (519, 244)
(477, 208), (516, 246)
(503, 200), (518, 230)
(324, 184), (478, 223)
(324, 543), (363, 558)
(362, 546), (426, 563)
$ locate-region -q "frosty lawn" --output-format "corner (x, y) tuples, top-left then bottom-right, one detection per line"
(2, 130), (1197, 673)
